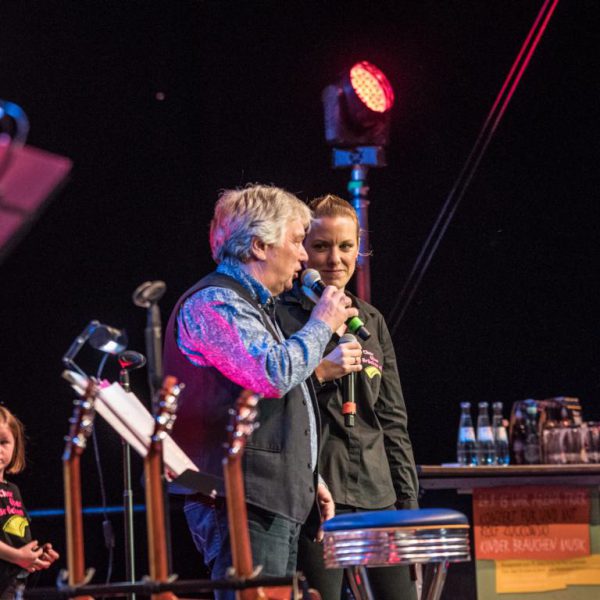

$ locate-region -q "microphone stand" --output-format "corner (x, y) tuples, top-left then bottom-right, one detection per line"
(132, 281), (173, 573)
(132, 281), (166, 416)
(145, 302), (163, 415)
(119, 371), (136, 600)
(118, 351), (147, 600)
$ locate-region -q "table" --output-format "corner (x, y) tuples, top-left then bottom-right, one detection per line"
(417, 465), (600, 599)
(418, 464), (600, 490)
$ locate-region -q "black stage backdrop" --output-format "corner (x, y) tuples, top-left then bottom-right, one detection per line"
(1, 0), (599, 594)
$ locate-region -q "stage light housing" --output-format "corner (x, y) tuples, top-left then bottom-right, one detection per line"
(0, 100), (29, 147)
(323, 60), (395, 147)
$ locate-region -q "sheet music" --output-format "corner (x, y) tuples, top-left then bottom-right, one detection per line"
(64, 371), (198, 477)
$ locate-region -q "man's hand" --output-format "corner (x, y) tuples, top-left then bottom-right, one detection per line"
(311, 286), (358, 333)
(314, 340), (363, 383)
(316, 482), (335, 542)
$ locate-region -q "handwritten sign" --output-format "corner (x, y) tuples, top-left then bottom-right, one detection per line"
(495, 555), (600, 593)
(473, 486), (590, 560)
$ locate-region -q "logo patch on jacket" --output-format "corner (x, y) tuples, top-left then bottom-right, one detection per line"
(361, 349), (382, 378)
(363, 365), (382, 379)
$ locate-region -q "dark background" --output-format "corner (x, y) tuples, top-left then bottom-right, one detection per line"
(1, 0), (598, 596)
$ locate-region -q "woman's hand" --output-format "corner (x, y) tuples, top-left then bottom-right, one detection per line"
(314, 340), (362, 383)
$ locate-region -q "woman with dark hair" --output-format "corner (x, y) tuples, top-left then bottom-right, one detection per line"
(277, 195), (419, 600)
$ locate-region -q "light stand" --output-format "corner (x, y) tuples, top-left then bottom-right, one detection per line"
(332, 146), (387, 303)
(322, 61), (395, 303)
(118, 351), (147, 600)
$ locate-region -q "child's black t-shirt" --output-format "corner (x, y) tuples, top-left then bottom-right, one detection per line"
(0, 481), (31, 594)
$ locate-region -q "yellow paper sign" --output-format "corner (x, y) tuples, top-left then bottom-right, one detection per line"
(496, 554), (600, 593)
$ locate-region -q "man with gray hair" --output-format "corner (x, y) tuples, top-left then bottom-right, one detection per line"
(163, 184), (357, 598)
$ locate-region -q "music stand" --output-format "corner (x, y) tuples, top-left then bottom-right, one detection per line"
(0, 144), (72, 264)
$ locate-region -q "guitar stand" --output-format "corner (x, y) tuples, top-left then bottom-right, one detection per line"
(57, 567), (96, 588)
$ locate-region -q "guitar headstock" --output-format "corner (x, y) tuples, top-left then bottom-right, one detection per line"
(153, 375), (184, 440)
(62, 373), (98, 461)
(227, 389), (261, 457)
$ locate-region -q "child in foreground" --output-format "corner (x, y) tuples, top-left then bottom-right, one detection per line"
(0, 406), (59, 599)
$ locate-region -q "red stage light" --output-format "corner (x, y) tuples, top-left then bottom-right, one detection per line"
(322, 60), (395, 147)
(349, 61), (395, 113)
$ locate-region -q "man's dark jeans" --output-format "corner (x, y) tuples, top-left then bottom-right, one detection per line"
(184, 498), (301, 600)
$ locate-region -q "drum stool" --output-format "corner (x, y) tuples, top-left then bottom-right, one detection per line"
(322, 508), (470, 600)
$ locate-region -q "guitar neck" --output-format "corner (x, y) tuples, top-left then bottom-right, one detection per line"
(224, 456), (253, 574)
(222, 387), (321, 600)
(63, 453), (94, 600)
(224, 455), (267, 600)
(144, 438), (178, 600)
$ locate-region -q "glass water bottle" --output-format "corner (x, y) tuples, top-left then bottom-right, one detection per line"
(457, 402), (478, 466)
(476, 401), (496, 465)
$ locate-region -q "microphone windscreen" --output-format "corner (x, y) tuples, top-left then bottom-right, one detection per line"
(300, 269), (321, 288)
(118, 350), (147, 370)
(132, 280), (167, 307)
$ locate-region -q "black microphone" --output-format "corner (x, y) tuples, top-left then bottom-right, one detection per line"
(339, 333), (358, 427)
(118, 351), (147, 393)
(301, 269), (371, 340)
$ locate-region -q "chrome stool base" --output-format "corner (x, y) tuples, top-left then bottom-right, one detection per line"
(322, 509), (470, 600)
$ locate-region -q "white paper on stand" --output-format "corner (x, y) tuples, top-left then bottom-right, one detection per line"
(64, 371), (198, 478)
